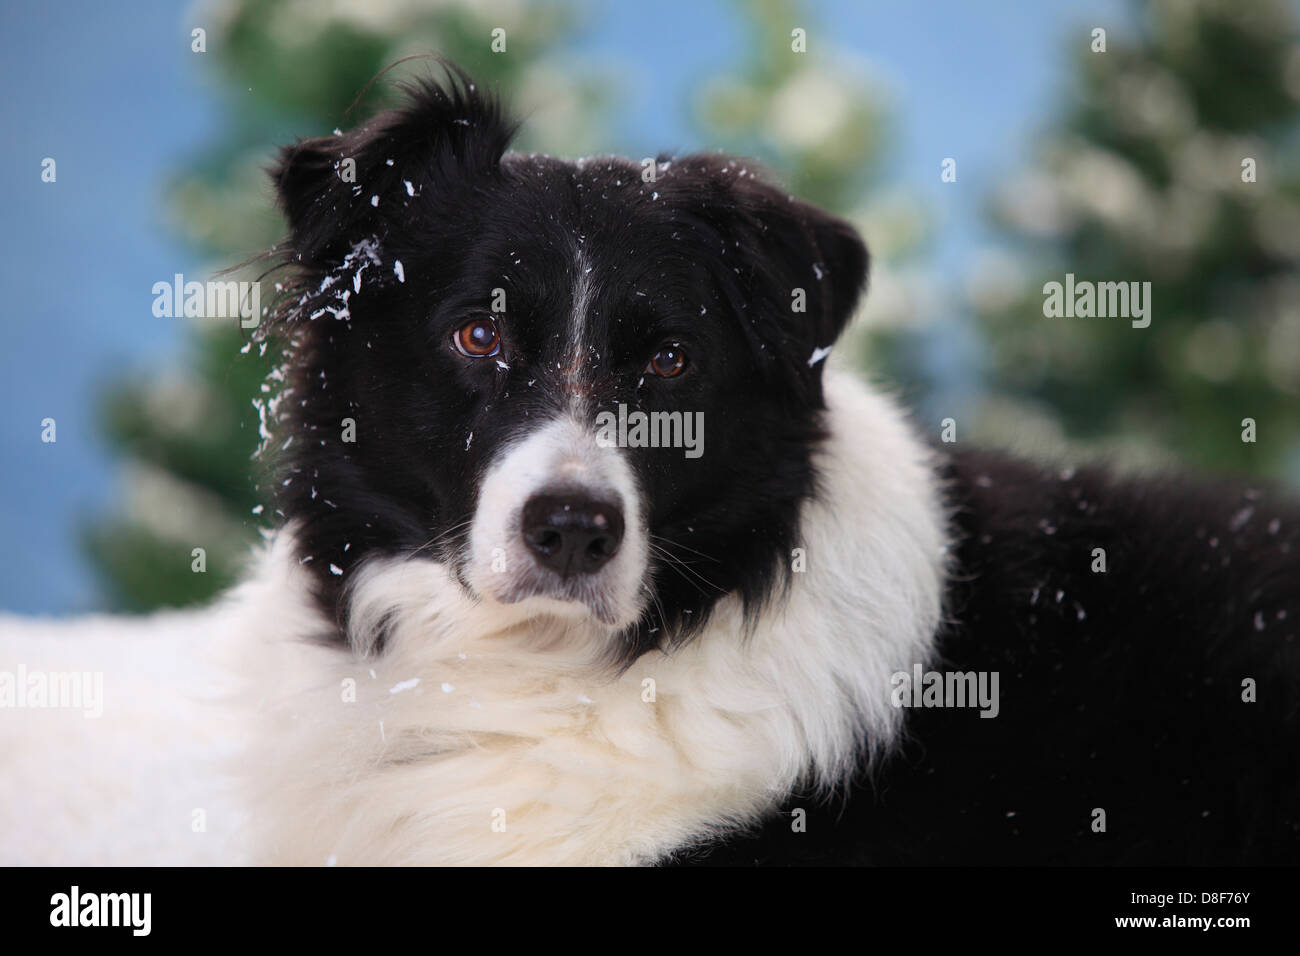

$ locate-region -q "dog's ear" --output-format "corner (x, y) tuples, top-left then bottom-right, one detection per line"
(728, 173), (869, 358)
(271, 66), (516, 267)
(666, 157), (869, 391)
(799, 203), (870, 350)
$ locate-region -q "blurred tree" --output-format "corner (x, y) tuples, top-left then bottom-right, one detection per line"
(84, 0), (613, 610)
(968, 0), (1300, 479)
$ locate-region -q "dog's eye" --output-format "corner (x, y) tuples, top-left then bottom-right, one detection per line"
(646, 345), (687, 378)
(453, 318), (501, 358)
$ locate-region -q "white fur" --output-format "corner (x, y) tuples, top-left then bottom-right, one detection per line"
(0, 369), (947, 866)
(565, 249), (595, 381)
(465, 412), (648, 632)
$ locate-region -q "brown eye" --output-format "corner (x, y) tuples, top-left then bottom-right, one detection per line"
(454, 318), (501, 357)
(646, 345), (687, 378)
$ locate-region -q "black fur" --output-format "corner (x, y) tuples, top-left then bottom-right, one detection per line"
(264, 67), (867, 660)
(673, 447), (1300, 864)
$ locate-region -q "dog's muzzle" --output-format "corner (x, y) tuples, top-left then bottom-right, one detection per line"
(467, 414), (648, 629)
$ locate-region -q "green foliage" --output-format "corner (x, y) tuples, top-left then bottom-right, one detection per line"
(970, 0), (1300, 478)
(84, 323), (272, 610)
(695, 0), (892, 212)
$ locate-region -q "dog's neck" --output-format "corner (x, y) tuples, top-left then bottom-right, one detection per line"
(231, 369), (948, 864)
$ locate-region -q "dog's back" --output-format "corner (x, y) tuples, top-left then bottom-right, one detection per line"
(672, 447), (1300, 864)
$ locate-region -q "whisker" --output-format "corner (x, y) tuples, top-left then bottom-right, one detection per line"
(648, 533), (722, 563)
(640, 582), (669, 634)
(647, 542), (724, 594)
(406, 519), (475, 559)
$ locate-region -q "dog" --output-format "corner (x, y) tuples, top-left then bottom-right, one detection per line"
(1, 66), (1296, 866)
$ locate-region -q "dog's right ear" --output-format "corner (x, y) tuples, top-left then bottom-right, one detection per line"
(271, 66), (516, 267)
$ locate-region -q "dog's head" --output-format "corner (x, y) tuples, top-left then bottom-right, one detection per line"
(264, 66), (868, 665)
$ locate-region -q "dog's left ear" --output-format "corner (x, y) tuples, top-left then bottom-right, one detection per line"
(732, 175), (869, 359)
(672, 159), (869, 384)
(807, 206), (870, 348)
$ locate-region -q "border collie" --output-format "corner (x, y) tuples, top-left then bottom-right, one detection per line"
(2, 67), (1297, 866)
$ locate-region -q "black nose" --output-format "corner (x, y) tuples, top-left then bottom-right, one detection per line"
(521, 491), (624, 577)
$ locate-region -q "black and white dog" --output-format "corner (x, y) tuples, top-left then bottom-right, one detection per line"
(2, 67), (1296, 866)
